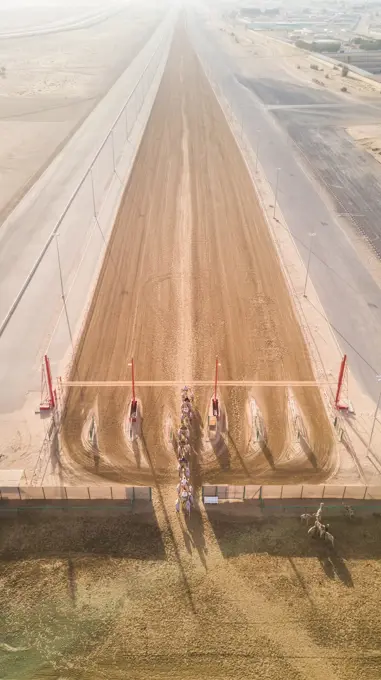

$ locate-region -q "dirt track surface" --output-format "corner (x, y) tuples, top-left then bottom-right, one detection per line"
(61, 25), (334, 485)
(2, 505), (381, 679)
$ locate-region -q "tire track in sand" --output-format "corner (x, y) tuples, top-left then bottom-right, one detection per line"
(61, 24), (335, 485)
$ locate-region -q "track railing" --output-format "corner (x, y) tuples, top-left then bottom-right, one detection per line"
(202, 484), (381, 502)
(0, 485), (152, 502)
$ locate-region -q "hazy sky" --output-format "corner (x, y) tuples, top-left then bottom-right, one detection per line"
(0, 0), (128, 9)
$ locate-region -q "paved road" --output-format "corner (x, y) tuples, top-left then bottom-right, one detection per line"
(0, 16), (173, 414)
(188, 15), (381, 404)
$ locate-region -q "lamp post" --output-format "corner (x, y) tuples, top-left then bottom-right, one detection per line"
(255, 130), (261, 172)
(273, 167), (281, 218)
(128, 358), (137, 422)
(213, 356), (221, 418)
(366, 374), (381, 457)
(303, 232), (316, 298)
(55, 233), (74, 352)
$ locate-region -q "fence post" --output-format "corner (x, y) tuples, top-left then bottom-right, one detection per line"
(134, 87), (138, 123)
(64, 486), (68, 500)
(18, 486), (22, 500)
(342, 486), (346, 500)
(87, 487), (91, 500)
(280, 485), (283, 499)
(363, 486), (367, 500)
(300, 485), (303, 499)
(110, 486), (113, 500)
(42, 487), (46, 500)
(125, 105), (129, 139)
(90, 168), (97, 217)
(243, 486), (246, 500)
(111, 130), (116, 171)
(322, 485), (326, 499)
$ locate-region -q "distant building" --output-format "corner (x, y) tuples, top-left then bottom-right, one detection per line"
(313, 39), (342, 51)
(295, 38), (342, 52)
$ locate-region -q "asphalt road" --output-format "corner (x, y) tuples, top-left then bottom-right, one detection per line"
(0, 16), (173, 414)
(188, 15), (381, 404)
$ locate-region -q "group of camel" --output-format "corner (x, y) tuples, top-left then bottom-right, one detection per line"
(301, 502), (355, 547)
(301, 503), (335, 547)
(175, 386), (194, 517)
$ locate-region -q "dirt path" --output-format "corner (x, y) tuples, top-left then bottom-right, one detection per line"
(61, 24), (334, 485)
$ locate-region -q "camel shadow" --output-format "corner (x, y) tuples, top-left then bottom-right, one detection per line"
(259, 440), (276, 470)
(211, 436), (231, 471)
(132, 439), (141, 469)
(185, 509), (208, 570)
(318, 552), (354, 587)
(67, 558), (76, 604)
(227, 430), (251, 477)
(300, 435), (319, 471)
(191, 410), (203, 490)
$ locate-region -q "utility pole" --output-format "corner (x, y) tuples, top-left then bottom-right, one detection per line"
(128, 358), (137, 422)
(366, 375), (381, 457)
(303, 232), (316, 297)
(213, 356), (221, 418)
(273, 167), (281, 218)
(255, 130), (261, 172)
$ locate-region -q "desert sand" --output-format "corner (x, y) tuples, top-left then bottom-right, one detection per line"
(0, 0), (166, 223)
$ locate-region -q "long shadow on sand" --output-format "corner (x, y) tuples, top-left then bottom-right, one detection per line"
(0, 507), (166, 561)
(185, 409), (208, 570)
(204, 509), (381, 569)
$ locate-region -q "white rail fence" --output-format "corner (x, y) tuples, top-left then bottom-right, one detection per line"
(0, 486), (152, 502)
(202, 484), (381, 502)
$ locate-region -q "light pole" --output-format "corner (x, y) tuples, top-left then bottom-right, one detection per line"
(128, 358), (138, 423)
(255, 130), (261, 172)
(303, 232), (316, 298)
(213, 356), (221, 418)
(55, 233), (74, 353)
(366, 375), (381, 457)
(273, 167), (281, 218)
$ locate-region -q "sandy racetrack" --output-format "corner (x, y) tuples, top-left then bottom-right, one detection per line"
(61, 25), (335, 485)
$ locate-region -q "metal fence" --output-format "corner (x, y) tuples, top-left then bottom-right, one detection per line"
(0, 486), (152, 502)
(202, 484), (381, 502)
